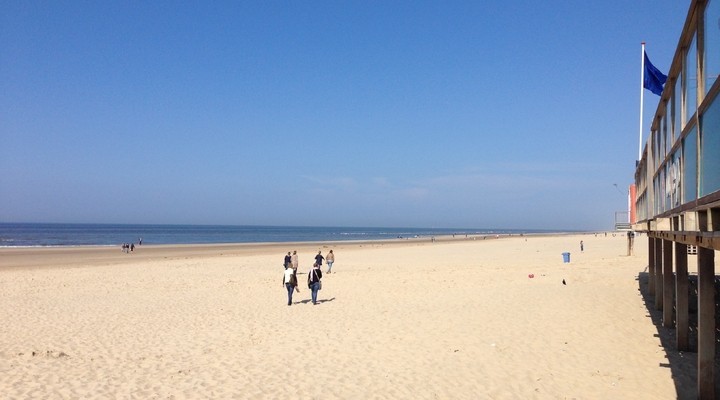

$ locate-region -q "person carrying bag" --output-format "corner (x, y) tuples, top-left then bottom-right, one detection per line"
(307, 263), (323, 305)
(283, 267), (299, 306)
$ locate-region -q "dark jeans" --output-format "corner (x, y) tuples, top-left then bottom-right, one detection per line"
(285, 283), (294, 305)
(310, 282), (320, 304)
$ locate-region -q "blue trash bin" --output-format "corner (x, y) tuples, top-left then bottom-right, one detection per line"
(562, 252), (571, 263)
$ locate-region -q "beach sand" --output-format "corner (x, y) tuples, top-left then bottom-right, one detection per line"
(0, 234), (696, 399)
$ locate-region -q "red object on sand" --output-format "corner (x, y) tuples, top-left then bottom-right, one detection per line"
(528, 274), (534, 278)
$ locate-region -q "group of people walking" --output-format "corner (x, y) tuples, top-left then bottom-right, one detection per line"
(120, 238), (143, 253)
(282, 250), (334, 306)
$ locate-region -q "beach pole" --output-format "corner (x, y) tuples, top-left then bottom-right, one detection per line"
(654, 238), (663, 310)
(638, 42), (645, 162)
(674, 241), (689, 351)
(662, 239), (673, 328)
(648, 238), (655, 295)
(697, 246), (715, 399)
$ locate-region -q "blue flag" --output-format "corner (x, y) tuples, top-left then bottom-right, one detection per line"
(644, 51), (667, 96)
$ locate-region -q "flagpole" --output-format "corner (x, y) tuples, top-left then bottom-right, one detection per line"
(638, 42), (645, 162)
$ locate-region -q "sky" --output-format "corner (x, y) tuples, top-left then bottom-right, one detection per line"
(0, 1), (691, 230)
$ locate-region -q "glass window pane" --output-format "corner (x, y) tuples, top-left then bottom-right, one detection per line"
(674, 78), (681, 136)
(700, 93), (720, 196)
(670, 151), (681, 208)
(683, 126), (698, 202)
(705, 0), (720, 94)
(654, 129), (660, 170)
(654, 176), (661, 215)
(663, 111), (669, 155)
(664, 165), (671, 211)
(685, 34), (698, 127)
(667, 97), (675, 144)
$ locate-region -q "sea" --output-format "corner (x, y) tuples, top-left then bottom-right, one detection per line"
(0, 223), (558, 247)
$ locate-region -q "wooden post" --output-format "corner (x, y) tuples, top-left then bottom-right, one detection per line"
(648, 237), (656, 295)
(662, 239), (674, 328)
(627, 231), (635, 256)
(675, 241), (689, 351)
(697, 246), (715, 399)
(655, 237), (663, 310)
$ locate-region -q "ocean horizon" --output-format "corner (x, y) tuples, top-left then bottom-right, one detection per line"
(0, 222), (570, 248)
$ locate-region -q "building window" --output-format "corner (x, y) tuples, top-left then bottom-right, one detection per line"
(683, 126), (698, 202)
(704, 0), (720, 95)
(654, 129), (661, 170)
(699, 93), (720, 196)
(684, 33), (698, 128)
(668, 94), (675, 144)
(674, 78), (681, 139)
(663, 108), (669, 155)
(670, 151), (681, 207)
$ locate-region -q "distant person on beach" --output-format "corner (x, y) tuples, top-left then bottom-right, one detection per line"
(283, 267), (299, 306)
(284, 252), (292, 269)
(315, 251), (324, 267)
(130, 243), (135, 252)
(326, 250), (335, 273)
(580, 241), (584, 252)
(307, 263), (323, 305)
(139, 238), (143, 245)
(291, 250), (299, 271)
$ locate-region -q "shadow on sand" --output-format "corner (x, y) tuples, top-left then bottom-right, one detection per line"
(636, 271), (720, 399)
(296, 297), (336, 305)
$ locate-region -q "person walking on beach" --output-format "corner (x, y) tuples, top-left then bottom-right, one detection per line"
(315, 251), (324, 268)
(283, 267), (299, 306)
(291, 250), (299, 271)
(284, 252), (292, 269)
(580, 240), (584, 252)
(326, 250), (335, 273)
(307, 263), (323, 305)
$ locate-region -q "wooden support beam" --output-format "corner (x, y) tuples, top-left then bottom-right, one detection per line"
(696, 246), (715, 399)
(655, 238), (663, 310)
(711, 208), (720, 231)
(646, 231), (720, 251)
(648, 238), (656, 295)
(663, 239), (674, 328)
(675, 241), (689, 351)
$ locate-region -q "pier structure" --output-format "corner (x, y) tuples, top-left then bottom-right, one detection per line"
(633, 1), (720, 398)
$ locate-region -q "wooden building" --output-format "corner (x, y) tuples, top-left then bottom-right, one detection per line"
(633, 1), (720, 398)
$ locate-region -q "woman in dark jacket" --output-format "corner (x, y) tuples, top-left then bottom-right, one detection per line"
(307, 263), (323, 305)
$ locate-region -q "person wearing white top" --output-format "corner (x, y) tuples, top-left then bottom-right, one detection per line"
(283, 267), (298, 306)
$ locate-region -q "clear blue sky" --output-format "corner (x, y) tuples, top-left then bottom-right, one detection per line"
(0, 1), (689, 230)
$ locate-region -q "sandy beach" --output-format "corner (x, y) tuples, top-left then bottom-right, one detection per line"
(0, 234), (696, 399)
